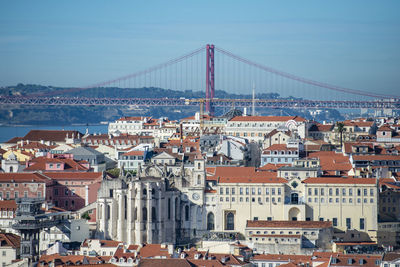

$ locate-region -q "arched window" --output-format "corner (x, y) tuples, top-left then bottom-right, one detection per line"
(142, 207), (147, 221)
(226, 212), (234, 230)
(291, 193), (299, 204)
(9, 166), (13, 172)
(185, 205), (190, 221)
(107, 205), (111, 220)
(175, 197), (179, 220)
(207, 212), (215, 230)
(152, 207), (156, 221)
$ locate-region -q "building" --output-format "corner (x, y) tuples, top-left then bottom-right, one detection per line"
(97, 156), (207, 245)
(245, 220), (333, 254)
(225, 116), (307, 144)
(0, 233), (20, 266)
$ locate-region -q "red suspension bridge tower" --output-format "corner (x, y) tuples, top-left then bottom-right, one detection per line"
(206, 44), (215, 115)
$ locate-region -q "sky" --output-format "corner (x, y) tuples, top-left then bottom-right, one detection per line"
(1, 0), (400, 99)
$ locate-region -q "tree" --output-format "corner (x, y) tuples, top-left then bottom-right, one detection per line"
(82, 212), (91, 220)
(336, 122), (345, 148)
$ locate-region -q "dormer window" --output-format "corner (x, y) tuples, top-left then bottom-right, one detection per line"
(347, 259), (353, 265)
(331, 258), (337, 264)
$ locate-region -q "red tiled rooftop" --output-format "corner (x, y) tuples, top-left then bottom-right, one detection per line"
(303, 177), (376, 184)
(0, 200), (17, 210)
(123, 150), (145, 156)
(207, 166), (286, 184)
(0, 172), (51, 183)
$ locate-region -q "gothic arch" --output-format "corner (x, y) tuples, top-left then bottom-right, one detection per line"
(207, 212), (215, 230)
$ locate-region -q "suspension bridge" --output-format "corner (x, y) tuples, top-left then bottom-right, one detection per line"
(1, 44), (399, 113)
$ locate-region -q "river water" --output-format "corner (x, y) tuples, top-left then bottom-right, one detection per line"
(0, 124), (108, 143)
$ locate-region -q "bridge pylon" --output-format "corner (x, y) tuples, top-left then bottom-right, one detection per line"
(206, 44), (215, 115)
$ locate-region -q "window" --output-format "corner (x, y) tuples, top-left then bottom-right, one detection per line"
(240, 187), (243, 195)
(14, 192), (18, 199)
(65, 189), (68, 196)
(265, 188), (269, 195)
(226, 212), (235, 230)
(329, 188), (332, 196)
(226, 188), (229, 195)
(278, 188), (281, 195)
(320, 188), (324, 196)
(346, 218), (351, 229)
(342, 188), (346, 196)
(370, 189), (374, 196)
(349, 188), (353, 196)
(220, 188), (223, 195)
(252, 188), (255, 194)
(333, 218), (338, 226)
(232, 188), (235, 194)
(246, 188), (249, 195)
(258, 188), (261, 195)
(364, 189), (367, 196)
(360, 218), (365, 230)
(336, 188), (339, 196)
(314, 188), (318, 195)
(357, 189), (361, 196)
(308, 188), (312, 195)
(272, 188), (275, 195)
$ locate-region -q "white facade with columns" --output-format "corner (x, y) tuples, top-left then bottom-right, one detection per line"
(97, 158), (207, 245)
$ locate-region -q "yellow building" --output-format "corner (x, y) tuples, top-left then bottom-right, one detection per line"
(206, 167), (378, 240)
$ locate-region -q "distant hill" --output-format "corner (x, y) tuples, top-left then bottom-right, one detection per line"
(0, 84), (342, 125)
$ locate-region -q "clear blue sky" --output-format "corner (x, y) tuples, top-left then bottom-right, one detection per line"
(1, 0), (399, 98)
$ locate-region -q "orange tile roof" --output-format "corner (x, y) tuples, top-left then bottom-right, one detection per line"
(352, 155), (400, 161)
(0, 200), (17, 210)
(207, 166), (286, 184)
(138, 259), (191, 267)
(343, 120), (374, 127)
(137, 244), (171, 258)
(252, 254), (312, 263)
(303, 177), (376, 184)
(230, 115), (306, 122)
(0, 172), (51, 183)
(247, 220), (332, 228)
(258, 163), (291, 171)
(23, 130), (83, 142)
(123, 150), (145, 156)
(81, 239), (121, 248)
(0, 233), (20, 249)
(263, 144), (297, 152)
(25, 156), (89, 171)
